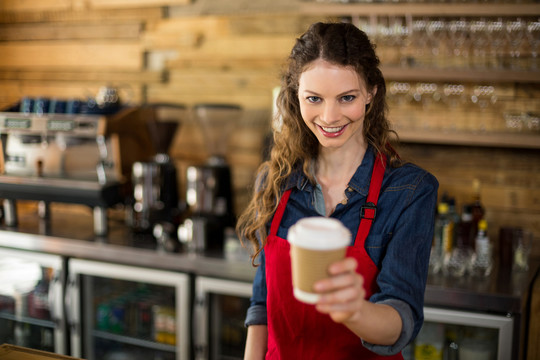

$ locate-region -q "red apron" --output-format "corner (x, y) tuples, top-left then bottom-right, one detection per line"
(264, 154), (404, 359)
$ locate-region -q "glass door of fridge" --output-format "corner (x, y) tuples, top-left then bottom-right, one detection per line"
(66, 259), (190, 360)
(0, 248), (65, 354)
(403, 307), (514, 360)
(194, 276), (252, 360)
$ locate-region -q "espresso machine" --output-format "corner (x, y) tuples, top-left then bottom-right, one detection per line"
(129, 104), (185, 239)
(178, 103), (241, 255)
(0, 91), (154, 236)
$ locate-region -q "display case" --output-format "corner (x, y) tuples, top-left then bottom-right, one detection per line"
(0, 248), (66, 355)
(404, 307), (514, 360)
(194, 276), (252, 360)
(65, 259), (190, 360)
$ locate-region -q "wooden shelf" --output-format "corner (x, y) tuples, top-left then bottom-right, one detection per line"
(397, 128), (540, 149)
(381, 66), (540, 84)
(299, 3), (540, 17)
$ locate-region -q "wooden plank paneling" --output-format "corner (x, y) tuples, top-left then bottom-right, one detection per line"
(90, 0), (191, 9)
(0, 7), (163, 24)
(0, 0), (71, 12)
(0, 70), (163, 84)
(0, 22), (143, 41)
(142, 16), (230, 49)
(0, 41), (142, 70)
(168, 35), (294, 64)
(147, 68), (280, 109)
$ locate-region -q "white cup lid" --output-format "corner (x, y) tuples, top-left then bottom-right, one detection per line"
(287, 217), (351, 250)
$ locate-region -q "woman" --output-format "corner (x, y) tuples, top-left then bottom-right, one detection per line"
(236, 22), (438, 359)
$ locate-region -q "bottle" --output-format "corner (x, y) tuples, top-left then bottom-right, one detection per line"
(443, 324), (460, 360)
(470, 178), (485, 238)
(429, 202), (452, 275)
(445, 206), (475, 277)
(414, 322), (444, 360)
(437, 202), (456, 276)
(470, 219), (493, 277)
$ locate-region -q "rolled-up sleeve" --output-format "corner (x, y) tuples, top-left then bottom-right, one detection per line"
(245, 250), (268, 327)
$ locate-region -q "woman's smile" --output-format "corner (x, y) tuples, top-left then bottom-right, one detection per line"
(317, 123), (348, 137)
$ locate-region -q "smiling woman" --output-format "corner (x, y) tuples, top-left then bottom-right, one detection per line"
(236, 22), (439, 360)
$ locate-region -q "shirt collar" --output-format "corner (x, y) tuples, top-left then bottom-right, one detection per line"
(286, 145), (376, 197)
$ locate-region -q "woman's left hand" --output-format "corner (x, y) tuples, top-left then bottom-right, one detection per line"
(313, 257), (366, 324)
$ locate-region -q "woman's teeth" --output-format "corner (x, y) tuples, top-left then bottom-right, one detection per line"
(321, 126), (344, 133)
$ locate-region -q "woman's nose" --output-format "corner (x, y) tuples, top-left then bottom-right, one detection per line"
(320, 102), (340, 124)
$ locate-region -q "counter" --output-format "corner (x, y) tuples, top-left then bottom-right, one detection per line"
(0, 204), (256, 283)
(1, 203), (538, 315)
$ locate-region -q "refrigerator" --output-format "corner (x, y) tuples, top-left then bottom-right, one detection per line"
(0, 248), (66, 354)
(194, 276), (252, 360)
(403, 307), (514, 360)
(66, 259), (190, 360)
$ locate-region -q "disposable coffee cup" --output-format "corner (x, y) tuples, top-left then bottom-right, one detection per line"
(288, 217), (351, 304)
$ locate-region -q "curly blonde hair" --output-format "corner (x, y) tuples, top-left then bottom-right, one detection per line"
(236, 22), (400, 265)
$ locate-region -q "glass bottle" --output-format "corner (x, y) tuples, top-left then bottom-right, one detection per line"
(429, 202), (452, 275)
(470, 179), (485, 237)
(444, 324), (460, 360)
(414, 322), (444, 360)
(445, 207), (474, 277)
(470, 219), (493, 277)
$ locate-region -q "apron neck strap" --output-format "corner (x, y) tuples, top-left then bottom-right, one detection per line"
(269, 189), (292, 237)
(355, 153), (387, 246)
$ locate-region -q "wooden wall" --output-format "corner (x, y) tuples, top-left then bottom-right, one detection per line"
(0, 0), (539, 259)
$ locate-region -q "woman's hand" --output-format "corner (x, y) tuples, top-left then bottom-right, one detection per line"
(313, 257), (366, 324)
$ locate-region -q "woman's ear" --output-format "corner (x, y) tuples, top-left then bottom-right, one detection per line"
(367, 86), (378, 104)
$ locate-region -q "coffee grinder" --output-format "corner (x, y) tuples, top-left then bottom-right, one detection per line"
(130, 104), (186, 238)
(178, 103), (241, 255)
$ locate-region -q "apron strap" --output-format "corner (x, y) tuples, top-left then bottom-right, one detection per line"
(269, 189), (292, 237)
(355, 154), (387, 247)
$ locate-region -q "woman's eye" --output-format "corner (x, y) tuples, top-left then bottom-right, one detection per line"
(341, 95), (356, 103)
(307, 96), (321, 103)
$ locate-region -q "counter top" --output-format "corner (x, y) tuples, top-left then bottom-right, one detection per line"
(0, 202), (538, 316)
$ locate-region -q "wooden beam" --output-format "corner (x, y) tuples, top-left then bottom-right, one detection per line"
(0, 22), (143, 41)
(142, 16), (230, 50)
(0, 7), (163, 24)
(89, 0), (191, 9)
(0, 41), (143, 70)
(0, 0), (71, 12)
(0, 70), (164, 84)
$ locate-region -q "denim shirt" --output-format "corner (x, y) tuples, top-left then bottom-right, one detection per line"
(245, 146), (439, 355)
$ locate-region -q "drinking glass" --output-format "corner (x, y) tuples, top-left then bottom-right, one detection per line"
(526, 20), (540, 70)
(442, 83), (467, 131)
(486, 18), (507, 69)
(427, 19), (447, 68)
(470, 85), (498, 132)
(387, 82), (414, 129)
(513, 230), (532, 272)
(469, 18), (490, 69)
(447, 18), (470, 69)
(505, 18), (527, 70)
(409, 19), (430, 68)
(413, 82), (441, 129)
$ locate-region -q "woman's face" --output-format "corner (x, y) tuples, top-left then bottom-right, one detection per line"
(297, 59), (375, 152)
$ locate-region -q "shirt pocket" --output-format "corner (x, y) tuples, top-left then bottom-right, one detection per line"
(364, 232), (393, 268)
